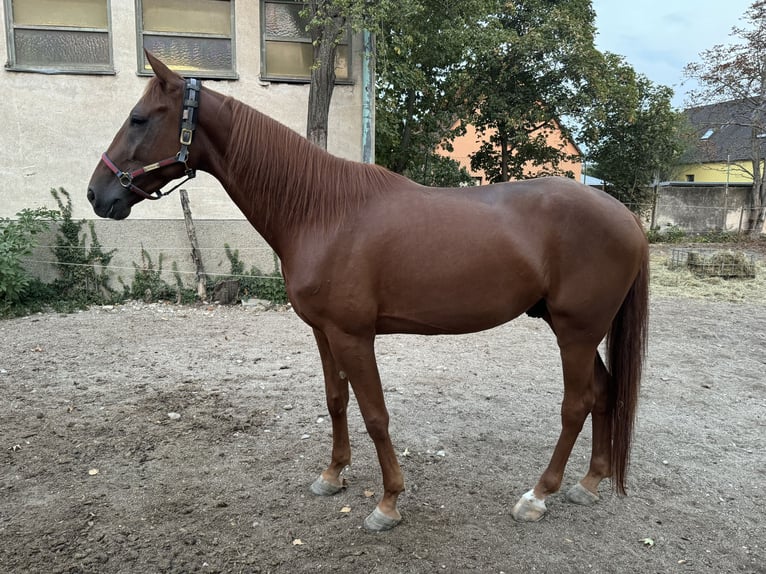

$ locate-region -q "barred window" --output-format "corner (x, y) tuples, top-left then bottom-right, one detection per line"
(261, 0), (349, 82)
(4, 0), (113, 74)
(137, 0), (236, 79)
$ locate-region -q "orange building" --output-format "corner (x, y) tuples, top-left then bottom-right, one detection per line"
(438, 120), (582, 185)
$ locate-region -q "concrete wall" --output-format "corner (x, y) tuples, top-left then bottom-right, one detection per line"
(653, 183), (765, 234)
(1, 1), (365, 287)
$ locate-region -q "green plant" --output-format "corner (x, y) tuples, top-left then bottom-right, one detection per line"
(131, 247), (175, 301)
(0, 206), (58, 308)
(50, 188), (116, 304)
(220, 243), (288, 304)
(647, 225), (687, 244)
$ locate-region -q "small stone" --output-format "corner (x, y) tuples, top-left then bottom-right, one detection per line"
(283, 404), (294, 411)
(168, 412), (181, 420)
(301, 434), (310, 440)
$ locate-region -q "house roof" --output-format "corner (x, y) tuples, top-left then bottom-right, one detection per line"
(683, 99), (759, 163)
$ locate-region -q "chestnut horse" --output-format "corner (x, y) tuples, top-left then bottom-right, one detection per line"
(87, 53), (648, 531)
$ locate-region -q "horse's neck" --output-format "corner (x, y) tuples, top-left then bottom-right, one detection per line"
(198, 89), (314, 252)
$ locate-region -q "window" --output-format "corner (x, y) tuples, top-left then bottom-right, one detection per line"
(261, 0), (349, 82)
(686, 174), (695, 182)
(4, 0), (112, 73)
(137, 0), (236, 79)
(700, 128), (715, 140)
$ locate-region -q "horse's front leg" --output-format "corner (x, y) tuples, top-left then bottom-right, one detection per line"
(324, 328), (404, 531)
(309, 328), (351, 496)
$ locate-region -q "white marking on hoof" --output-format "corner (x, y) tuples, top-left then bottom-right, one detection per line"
(511, 489), (547, 522)
(363, 506), (401, 532)
(566, 482), (600, 506)
(309, 475), (345, 496)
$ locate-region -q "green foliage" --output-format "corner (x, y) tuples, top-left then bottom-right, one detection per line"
(0, 206), (58, 308)
(646, 227), (745, 244)
(414, 155), (476, 188)
(375, 0), (492, 179)
(463, 0), (598, 183)
(647, 225), (687, 244)
(580, 63), (687, 210)
(50, 188), (117, 304)
(220, 244), (288, 304)
(130, 247), (175, 302)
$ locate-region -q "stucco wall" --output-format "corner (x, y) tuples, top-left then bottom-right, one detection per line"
(675, 161), (756, 184)
(654, 183), (764, 234)
(1, 1), (365, 287)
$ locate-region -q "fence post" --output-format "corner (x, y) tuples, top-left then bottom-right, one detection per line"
(180, 190), (208, 301)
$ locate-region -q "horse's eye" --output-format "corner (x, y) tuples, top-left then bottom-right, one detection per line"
(130, 115), (148, 127)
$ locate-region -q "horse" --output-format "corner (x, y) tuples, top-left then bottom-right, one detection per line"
(87, 52), (649, 531)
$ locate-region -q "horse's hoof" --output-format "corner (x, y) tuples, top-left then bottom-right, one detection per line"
(566, 483), (600, 506)
(363, 506), (401, 532)
(309, 475), (345, 496)
(511, 489), (547, 522)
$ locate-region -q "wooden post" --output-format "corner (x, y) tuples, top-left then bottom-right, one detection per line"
(180, 189), (207, 301)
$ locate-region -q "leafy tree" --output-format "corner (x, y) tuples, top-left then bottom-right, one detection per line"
(580, 54), (687, 210)
(375, 0), (492, 185)
(462, 0), (599, 183)
(303, 0), (418, 150)
(683, 0), (766, 234)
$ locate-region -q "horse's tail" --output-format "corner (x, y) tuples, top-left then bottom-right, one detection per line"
(607, 245), (649, 495)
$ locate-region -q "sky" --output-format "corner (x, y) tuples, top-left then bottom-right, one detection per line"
(591, 0), (754, 109)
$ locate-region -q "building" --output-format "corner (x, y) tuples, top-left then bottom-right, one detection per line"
(678, 99), (757, 183)
(1, 0), (370, 285)
(436, 119), (582, 185)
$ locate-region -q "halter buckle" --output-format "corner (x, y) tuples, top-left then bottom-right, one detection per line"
(180, 128), (194, 146)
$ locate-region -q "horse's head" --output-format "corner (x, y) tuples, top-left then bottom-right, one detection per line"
(87, 52), (200, 219)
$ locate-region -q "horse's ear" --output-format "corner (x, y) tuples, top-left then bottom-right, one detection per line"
(145, 50), (181, 88)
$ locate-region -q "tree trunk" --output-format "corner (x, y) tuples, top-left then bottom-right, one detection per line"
(393, 90), (416, 173)
(499, 137), (509, 183)
(306, 1), (345, 150)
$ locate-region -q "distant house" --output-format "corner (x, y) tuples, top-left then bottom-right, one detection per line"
(436, 119), (582, 185)
(678, 99), (757, 183)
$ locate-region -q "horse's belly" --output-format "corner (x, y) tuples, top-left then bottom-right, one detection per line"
(374, 279), (541, 335)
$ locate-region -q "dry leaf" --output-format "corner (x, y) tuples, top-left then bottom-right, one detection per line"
(340, 506), (351, 513)
(363, 489), (375, 498)
(292, 539), (304, 546)
(88, 468), (99, 476)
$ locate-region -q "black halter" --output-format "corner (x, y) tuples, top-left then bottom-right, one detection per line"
(100, 77), (201, 200)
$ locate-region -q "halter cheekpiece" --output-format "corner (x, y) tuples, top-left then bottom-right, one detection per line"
(100, 77), (201, 200)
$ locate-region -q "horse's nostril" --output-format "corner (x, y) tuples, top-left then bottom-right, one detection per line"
(87, 188), (95, 203)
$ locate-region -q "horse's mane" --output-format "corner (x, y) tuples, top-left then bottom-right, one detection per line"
(222, 96), (410, 231)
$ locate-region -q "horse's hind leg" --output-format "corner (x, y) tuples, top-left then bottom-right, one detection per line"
(512, 339), (598, 522)
(567, 352), (611, 506)
(309, 328), (351, 496)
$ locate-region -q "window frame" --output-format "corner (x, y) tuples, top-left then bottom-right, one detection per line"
(135, 0), (238, 80)
(3, 0), (114, 74)
(260, 0), (352, 84)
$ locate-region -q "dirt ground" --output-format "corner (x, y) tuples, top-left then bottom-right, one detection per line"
(2, 260), (765, 573)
